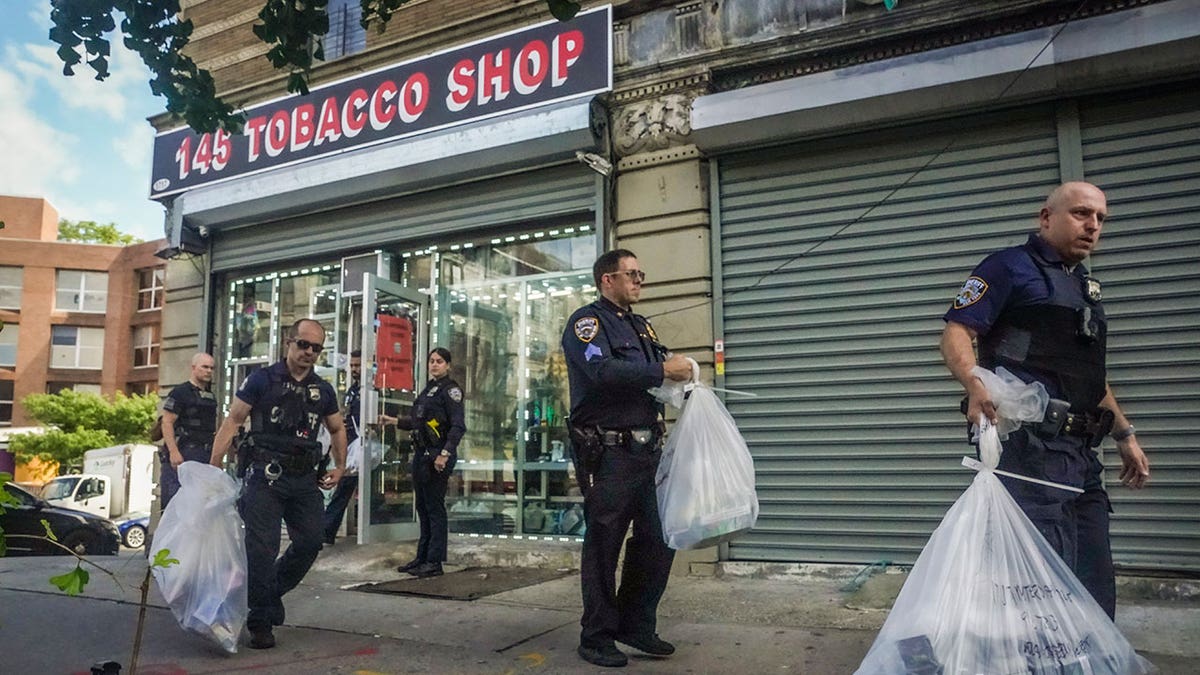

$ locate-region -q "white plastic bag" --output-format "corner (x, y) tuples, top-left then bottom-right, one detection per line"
(971, 365), (1049, 439)
(151, 462), (248, 653)
(345, 435), (383, 473)
(655, 378), (759, 550)
(853, 421), (1156, 675)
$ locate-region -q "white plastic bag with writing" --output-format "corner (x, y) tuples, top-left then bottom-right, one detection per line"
(655, 381), (759, 550)
(854, 421), (1155, 675)
(151, 462), (248, 653)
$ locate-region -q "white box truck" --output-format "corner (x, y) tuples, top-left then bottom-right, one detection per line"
(42, 444), (157, 520)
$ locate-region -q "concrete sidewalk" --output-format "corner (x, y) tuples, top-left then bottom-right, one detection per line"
(1, 541), (1198, 674)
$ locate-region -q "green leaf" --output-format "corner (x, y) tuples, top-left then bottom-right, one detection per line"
(152, 548), (180, 569)
(884, 0), (898, 9)
(40, 519), (58, 542)
(49, 566), (90, 596)
(547, 0), (581, 22)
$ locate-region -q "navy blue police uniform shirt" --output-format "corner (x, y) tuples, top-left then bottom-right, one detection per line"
(410, 376), (466, 457)
(562, 296), (667, 429)
(943, 233), (1092, 401)
(162, 381), (217, 441)
(237, 361), (339, 442)
(344, 382), (361, 444)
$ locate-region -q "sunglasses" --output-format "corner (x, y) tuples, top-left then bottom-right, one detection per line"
(607, 269), (646, 283)
(292, 339), (325, 353)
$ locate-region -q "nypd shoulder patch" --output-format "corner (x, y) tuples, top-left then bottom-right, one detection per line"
(574, 317), (599, 343)
(953, 276), (989, 309)
(448, 387), (463, 403)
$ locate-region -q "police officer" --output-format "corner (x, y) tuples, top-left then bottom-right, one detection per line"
(210, 318), (346, 650)
(562, 249), (693, 668)
(941, 181), (1150, 619)
(394, 347), (465, 579)
(159, 352), (217, 508)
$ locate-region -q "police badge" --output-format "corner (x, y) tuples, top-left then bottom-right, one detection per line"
(308, 385), (321, 401)
(1085, 276), (1102, 303)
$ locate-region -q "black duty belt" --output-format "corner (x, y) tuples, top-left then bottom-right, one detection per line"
(597, 422), (664, 450)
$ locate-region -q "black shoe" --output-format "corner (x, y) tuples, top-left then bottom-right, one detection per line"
(577, 644), (627, 667)
(248, 627), (276, 649)
(411, 562), (443, 578)
(396, 558), (423, 573)
(616, 633), (675, 656)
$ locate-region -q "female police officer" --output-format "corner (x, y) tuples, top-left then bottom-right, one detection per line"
(394, 347), (465, 578)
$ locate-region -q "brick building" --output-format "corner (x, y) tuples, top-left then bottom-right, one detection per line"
(0, 195), (167, 432)
(152, 1), (1198, 572)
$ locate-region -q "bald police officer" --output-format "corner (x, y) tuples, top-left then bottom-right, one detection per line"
(210, 318), (347, 650)
(159, 352), (217, 508)
(942, 181), (1150, 619)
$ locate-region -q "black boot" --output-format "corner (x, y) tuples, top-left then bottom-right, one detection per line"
(411, 562), (444, 578)
(396, 558), (423, 573)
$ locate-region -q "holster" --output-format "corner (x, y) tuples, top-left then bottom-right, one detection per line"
(566, 416), (603, 476)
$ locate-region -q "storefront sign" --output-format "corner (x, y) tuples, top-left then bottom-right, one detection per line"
(149, 6), (611, 199)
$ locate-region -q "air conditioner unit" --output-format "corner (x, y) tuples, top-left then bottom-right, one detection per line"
(340, 252), (394, 297)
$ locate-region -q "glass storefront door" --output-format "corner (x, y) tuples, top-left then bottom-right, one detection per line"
(440, 270), (593, 537)
(357, 274), (427, 543)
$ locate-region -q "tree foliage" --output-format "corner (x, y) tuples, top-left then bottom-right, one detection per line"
(58, 218), (142, 245)
(7, 390), (157, 471)
(49, 0), (581, 134)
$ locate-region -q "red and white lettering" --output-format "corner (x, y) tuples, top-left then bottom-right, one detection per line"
(399, 73), (429, 123)
(243, 116), (268, 162)
(265, 110), (290, 157)
(477, 48), (512, 105)
(514, 40), (549, 95)
(342, 89), (369, 138)
(211, 128), (232, 171)
(552, 30), (584, 87)
(314, 96), (343, 146)
(446, 59), (476, 112)
(291, 103), (316, 152)
(370, 81), (398, 131)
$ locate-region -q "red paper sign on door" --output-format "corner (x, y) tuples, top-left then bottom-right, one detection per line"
(375, 314), (414, 391)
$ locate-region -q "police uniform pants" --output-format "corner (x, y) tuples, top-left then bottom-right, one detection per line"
(323, 474), (359, 542)
(997, 429), (1116, 619)
(579, 442), (675, 649)
(238, 469), (325, 632)
(412, 454), (452, 563)
(159, 441), (212, 508)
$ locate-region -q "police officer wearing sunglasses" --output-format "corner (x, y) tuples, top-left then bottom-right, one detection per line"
(942, 182), (1150, 620)
(562, 249), (693, 667)
(210, 318), (347, 650)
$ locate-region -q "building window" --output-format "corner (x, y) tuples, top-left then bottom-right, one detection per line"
(0, 380), (12, 426)
(323, 0), (366, 61)
(0, 323), (16, 367)
(0, 266), (21, 309)
(50, 326), (105, 369)
(133, 325), (160, 368)
(55, 270), (108, 313)
(47, 382), (102, 395)
(126, 381), (156, 396)
(137, 268), (165, 311)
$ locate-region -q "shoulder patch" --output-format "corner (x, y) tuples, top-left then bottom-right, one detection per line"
(953, 276), (989, 309)
(448, 387), (463, 402)
(574, 317), (599, 343)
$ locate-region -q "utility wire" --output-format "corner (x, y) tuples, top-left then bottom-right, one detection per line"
(648, 0), (1091, 320)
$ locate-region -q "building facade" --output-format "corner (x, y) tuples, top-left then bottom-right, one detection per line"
(155, 0), (1198, 572)
(0, 196), (167, 480)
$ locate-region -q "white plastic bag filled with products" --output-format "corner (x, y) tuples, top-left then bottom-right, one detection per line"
(151, 462), (248, 653)
(655, 358), (759, 550)
(853, 418), (1156, 675)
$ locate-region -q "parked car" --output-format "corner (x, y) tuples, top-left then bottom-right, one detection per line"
(0, 482), (120, 556)
(115, 512), (150, 549)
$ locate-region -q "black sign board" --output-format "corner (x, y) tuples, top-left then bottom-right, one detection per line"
(149, 6), (611, 199)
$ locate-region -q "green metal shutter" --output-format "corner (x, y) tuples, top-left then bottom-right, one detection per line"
(210, 165), (597, 272)
(1079, 86), (1200, 572)
(717, 106), (1064, 564)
